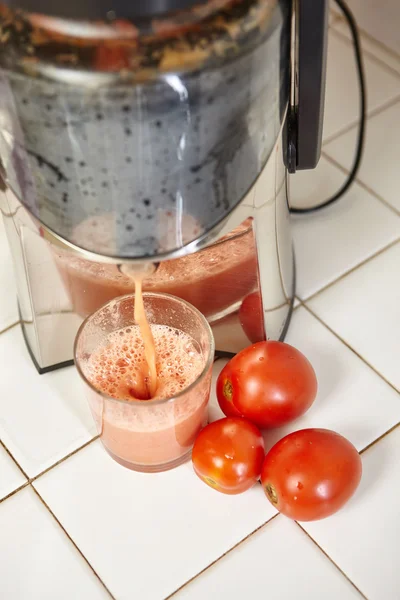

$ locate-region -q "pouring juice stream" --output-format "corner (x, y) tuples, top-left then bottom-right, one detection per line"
(132, 273), (158, 399)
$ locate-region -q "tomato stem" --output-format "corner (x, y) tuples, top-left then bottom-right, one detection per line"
(223, 379), (233, 402)
(265, 483), (278, 505)
(204, 476), (217, 487)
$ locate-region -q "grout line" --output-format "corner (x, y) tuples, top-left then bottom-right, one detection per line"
(0, 435), (100, 505)
(320, 152), (400, 217)
(299, 302), (399, 395)
(356, 28), (400, 64)
(332, 28), (400, 78)
(30, 485), (116, 600)
(299, 238), (400, 306)
(165, 512), (279, 599)
(322, 94), (400, 148)
(296, 523), (369, 600)
(0, 439), (29, 479)
(317, 151), (352, 174)
(329, 12), (339, 26)
(360, 421), (400, 456)
(0, 481), (30, 505)
(0, 320), (20, 337)
(345, 179), (399, 217)
(333, 15), (400, 66)
(31, 435), (100, 484)
(329, 27), (400, 79)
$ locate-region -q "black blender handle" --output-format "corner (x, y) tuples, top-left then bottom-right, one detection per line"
(291, 0), (329, 171)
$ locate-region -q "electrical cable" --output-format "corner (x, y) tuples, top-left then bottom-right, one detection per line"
(290, 0), (366, 214)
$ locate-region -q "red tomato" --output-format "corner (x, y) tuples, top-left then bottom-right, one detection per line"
(192, 417), (265, 495)
(239, 291), (264, 343)
(216, 368), (243, 418)
(216, 341), (317, 428)
(261, 429), (362, 521)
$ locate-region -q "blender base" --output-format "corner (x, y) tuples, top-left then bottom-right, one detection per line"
(214, 253), (296, 359)
(19, 315), (75, 374)
(214, 297), (295, 360)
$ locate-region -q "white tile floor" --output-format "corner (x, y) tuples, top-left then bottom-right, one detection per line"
(35, 442), (274, 600)
(339, 0), (400, 56)
(0, 442), (26, 501)
(1, 11), (400, 600)
(0, 486), (110, 600)
(325, 101), (400, 213)
(0, 327), (97, 478)
(332, 20), (400, 76)
(173, 516), (362, 600)
(290, 157), (400, 299)
(308, 242), (400, 392)
(322, 30), (400, 143)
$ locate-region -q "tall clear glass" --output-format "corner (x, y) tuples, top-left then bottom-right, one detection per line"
(74, 292), (214, 472)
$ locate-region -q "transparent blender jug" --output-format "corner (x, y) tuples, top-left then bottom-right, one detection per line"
(0, 0), (328, 371)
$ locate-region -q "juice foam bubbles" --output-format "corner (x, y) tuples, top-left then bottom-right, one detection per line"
(82, 324), (210, 468)
(86, 324), (204, 401)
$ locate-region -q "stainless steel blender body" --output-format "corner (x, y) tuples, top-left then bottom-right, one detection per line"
(0, 0), (327, 371)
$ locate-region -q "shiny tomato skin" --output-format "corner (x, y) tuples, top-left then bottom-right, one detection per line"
(192, 417), (265, 495)
(216, 368), (244, 418)
(217, 341), (317, 429)
(239, 292), (265, 343)
(261, 429), (362, 521)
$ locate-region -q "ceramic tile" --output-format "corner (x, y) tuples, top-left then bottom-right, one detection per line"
(35, 440), (275, 600)
(173, 515), (362, 600)
(303, 425), (400, 600)
(290, 157), (400, 299)
(0, 326), (97, 478)
(325, 100), (400, 212)
(308, 242), (400, 392)
(323, 31), (400, 142)
(289, 155), (347, 211)
(0, 486), (109, 600)
(0, 444), (26, 500)
(341, 0), (400, 55)
(0, 216), (18, 331)
(261, 307), (400, 453)
(332, 20), (400, 75)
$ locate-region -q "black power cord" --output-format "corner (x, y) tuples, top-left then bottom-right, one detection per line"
(290, 0), (366, 215)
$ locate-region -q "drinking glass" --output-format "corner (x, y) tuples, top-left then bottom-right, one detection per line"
(74, 292), (214, 472)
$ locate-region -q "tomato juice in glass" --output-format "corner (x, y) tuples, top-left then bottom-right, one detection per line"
(74, 292), (214, 472)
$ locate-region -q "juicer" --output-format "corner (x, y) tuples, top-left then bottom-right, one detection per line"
(0, 0), (328, 373)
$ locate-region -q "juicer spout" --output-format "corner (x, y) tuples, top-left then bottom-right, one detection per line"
(117, 262), (160, 278)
